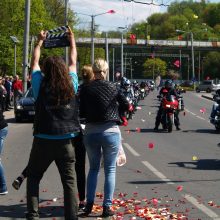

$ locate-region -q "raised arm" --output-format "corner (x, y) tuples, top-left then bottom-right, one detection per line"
(67, 27), (77, 73)
(31, 30), (47, 71)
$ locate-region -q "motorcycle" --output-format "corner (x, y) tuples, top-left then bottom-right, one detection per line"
(159, 94), (179, 132)
(210, 96), (220, 131)
(139, 88), (145, 100)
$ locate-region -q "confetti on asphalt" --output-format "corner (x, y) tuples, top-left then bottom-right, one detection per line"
(183, 111), (186, 116)
(148, 142), (155, 149)
(192, 156), (198, 161)
(148, 112), (152, 115)
(136, 127), (141, 132)
(151, 198), (158, 205)
(126, 130), (130, 134)
(141, 119), (145, 122)
(42, 189), (47, 192)
(176, 185), (183, 192)
(200, 107), (206, 114)
(52, 198), (57, 202)
(136, 106), (142, 110)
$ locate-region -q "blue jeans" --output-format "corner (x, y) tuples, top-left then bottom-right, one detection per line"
(83, 132), (120, 207)
(0, 126), (8, 192)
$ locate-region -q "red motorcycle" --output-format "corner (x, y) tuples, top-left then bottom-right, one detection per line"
(160, 94), (179, 132)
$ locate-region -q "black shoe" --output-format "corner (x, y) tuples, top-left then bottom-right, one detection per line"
(154, 127), (159, 131)
(12, 177), (23, 190)
(176, 127), (181, 131)
(102, 206), (115, 217)
(82, 202), (93, 216)
(78, 202), (86, 211)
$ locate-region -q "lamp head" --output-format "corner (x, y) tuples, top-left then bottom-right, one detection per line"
(10, 36), (19, 43)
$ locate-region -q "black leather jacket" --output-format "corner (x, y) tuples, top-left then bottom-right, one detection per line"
(79, 79), (129, 123)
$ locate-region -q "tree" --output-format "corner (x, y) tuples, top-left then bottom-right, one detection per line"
(203, 52), (220, 79)
(143, 58), (167, 79)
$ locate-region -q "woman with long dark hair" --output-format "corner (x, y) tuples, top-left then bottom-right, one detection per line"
(26, 27), (80, 220)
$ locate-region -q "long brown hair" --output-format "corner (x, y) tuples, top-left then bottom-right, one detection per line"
(42, 56), (74, 104)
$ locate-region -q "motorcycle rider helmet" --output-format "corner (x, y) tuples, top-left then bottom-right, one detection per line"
(121, 77), (131, 88)
(164, 80), (173, 89)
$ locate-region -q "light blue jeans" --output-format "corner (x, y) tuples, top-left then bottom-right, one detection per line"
(83, 132), (120, 207)
(0, 126), (8, 192)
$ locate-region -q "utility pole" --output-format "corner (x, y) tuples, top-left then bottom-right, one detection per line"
(121, 31), (124, 76)
(191, 32), (195, 89)
(112, 48), (115, 82)
(105, 32), (109, 81)
(65, 0), (68, 65)
(22, 0), (31, 93)
(91, 15), (95, 64)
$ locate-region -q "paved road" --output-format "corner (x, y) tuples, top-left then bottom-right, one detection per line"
(1, 91), (220, 220)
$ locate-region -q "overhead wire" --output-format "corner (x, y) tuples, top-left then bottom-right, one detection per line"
(123, 0), (169, 7)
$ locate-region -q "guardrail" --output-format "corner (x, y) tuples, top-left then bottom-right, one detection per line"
(76, 37), (220, 48)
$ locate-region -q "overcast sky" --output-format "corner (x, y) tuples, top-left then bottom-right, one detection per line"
(69, 0), (219, 32)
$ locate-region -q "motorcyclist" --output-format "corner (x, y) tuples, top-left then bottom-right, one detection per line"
(119, 77), (134, 124)
(210, 89), (220, 123)
(154, 79), (181, 131)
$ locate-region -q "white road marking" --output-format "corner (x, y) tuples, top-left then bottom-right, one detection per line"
(184, 194), (220, 219)
(196, 115), (206, 120)
(123, 143), (140, 157)
(142, 161), (174, 184)
(139, 161), (220, 219)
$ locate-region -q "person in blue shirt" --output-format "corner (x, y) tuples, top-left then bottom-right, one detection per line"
(25, 27), (80, 220)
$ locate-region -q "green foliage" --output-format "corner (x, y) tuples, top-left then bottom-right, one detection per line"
(143, 58), (167, 78)
(0, 0), (78, 76)
(202, 3), (220, 28)
(203, 52), (220, 79)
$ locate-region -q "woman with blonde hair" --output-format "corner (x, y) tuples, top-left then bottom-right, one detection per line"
(81, 64), (94, 84)
(79, 58), (129, 217)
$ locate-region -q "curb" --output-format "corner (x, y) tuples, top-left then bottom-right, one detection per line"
(201, 95), (213, 101)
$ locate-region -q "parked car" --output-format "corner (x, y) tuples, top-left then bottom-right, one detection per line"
(180, 80), (194, 87)
(196, 80), (220, 93)
(14, 87), (35, 122)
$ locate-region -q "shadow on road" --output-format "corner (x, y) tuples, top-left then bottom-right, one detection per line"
(0, 202), (65, 219)
(182, 129), (219, 134)
(168, 159), (220, 170)
(127, 178), (220, 185)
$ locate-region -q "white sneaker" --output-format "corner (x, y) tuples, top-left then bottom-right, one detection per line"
(0, 190), (8, 195)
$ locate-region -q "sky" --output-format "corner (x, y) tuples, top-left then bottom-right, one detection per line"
(69, 0), (219, 32)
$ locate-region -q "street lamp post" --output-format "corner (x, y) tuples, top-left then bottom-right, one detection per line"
(22, 0), (31, 93)
(176, 29), (195, 89)
(65, 0), (68, 65)
(118, 27), (127, 77)
(77, 10), (115, 64)
(10, 36), (19, 77)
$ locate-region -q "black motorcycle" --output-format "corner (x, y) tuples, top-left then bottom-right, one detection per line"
(210, 96), (220, 131)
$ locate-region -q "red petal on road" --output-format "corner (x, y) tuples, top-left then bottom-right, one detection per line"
(200, 108), (206, 113)
(176, 185), (183, 191)
(136, 127), (141, 132)
(183, 111), (186, 116)
(151, 198), (158, 205)
(42, 189), (47, 192)
(148, 142), (155, 149)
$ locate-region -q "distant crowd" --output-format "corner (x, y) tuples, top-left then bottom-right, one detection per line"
(0, 75), (31, 111)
